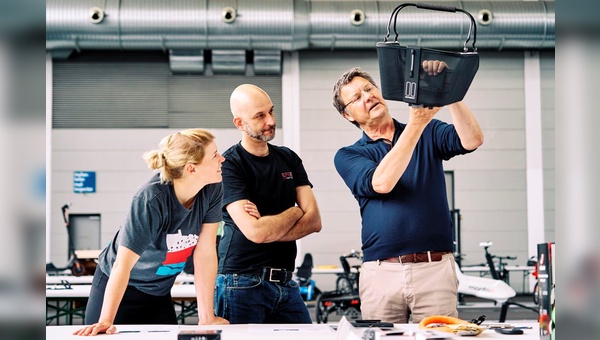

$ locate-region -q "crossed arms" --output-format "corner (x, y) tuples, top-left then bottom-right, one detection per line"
(225, 185), (322, 243)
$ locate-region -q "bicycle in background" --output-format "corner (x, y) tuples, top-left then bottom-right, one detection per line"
(480, 241), (517, 284)
(314, 249), (363, 323)
(527, 256), (539, 305)
(456, 241), (538, 322)
(295, 253), (322, 302)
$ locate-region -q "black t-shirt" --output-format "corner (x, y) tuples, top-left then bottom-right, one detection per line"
(218, 142), (312, 273)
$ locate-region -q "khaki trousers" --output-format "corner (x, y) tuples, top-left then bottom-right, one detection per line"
(359, 253), (458, 323)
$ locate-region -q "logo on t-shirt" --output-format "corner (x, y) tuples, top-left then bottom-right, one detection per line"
(156, 230), (198, 276)
(281, 172), (293, 180)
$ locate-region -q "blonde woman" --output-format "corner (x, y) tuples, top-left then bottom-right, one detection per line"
(74, 129), (228, 336)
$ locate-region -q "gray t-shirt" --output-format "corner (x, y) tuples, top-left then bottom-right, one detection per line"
(98, 173), (223, 296)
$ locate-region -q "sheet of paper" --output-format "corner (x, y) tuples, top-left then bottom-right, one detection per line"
(247, 324), (331, 332)
(116, 325), (179, 333)
(336, 316), (362, 340)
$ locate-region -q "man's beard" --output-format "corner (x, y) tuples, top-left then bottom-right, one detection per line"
(243, 121), (276, 142)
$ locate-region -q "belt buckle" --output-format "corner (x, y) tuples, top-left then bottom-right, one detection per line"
(269, 268), (284, 283)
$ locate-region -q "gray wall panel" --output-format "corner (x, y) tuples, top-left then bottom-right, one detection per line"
(457, 191), (527, 211)
(456, 170), (526, 190)
(446, 150), (526, 169)
(52, 51), (282, 129)
(460, 211), (528, 233)
(463, 89), (525, 109)
(53, 151), (150, 171)
(49, 128), (252, 263)
(475, 130), (525, 150)
(301, 131), (364, 150)
(472, 110), (526, 130)
(544, 170), (555, 189)
(308, 171), (351, 192)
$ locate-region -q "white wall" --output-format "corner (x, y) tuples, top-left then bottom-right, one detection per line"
(49, 128), (278, 262)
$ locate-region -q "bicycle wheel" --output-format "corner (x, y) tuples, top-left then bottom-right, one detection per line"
(313, 287), (323, 300)
(336, 277), (353, 294)
(314, 293), (327, 324)
(532, 282), (539, 305)
(343, 307), (361, 320)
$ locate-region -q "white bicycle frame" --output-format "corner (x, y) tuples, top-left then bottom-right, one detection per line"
(455, 262), (516, 304)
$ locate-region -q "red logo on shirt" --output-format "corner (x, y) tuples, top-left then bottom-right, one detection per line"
(281, 172), (293, 180)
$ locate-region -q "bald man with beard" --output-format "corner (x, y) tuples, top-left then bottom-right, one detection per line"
(214, 84), (322, 324)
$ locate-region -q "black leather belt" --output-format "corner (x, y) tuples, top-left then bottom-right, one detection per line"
(260, 267), (293, 284)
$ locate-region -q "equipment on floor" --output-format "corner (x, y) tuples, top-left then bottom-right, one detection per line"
(315, 250), (363, 323)
(296, 253), (321, 301)
(46, 203), (96, 276)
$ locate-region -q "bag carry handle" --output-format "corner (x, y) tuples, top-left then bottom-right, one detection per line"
(383, 2), (477, 52)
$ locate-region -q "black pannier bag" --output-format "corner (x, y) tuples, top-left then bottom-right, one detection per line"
(376, 2), (479, 107)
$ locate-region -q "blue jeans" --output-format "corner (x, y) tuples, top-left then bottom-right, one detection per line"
(214, 273), (312, 324)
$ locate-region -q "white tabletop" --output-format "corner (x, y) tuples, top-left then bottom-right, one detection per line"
(46, 273), (195, 285)
(312, 267), (359, 274)
(46, 321), (540, 340)
(46, 275), (93, 285)
(46, 324), (335, 340)
(46, 283), (197, 299)
(460, 265), (534, 272)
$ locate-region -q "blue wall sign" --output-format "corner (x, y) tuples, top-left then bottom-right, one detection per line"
(74, 171), (96, 193)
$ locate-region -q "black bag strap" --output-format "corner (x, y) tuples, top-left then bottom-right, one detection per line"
(383, 2), (477, 52)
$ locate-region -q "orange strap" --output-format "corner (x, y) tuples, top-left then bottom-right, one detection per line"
(419, 315), (486, 336)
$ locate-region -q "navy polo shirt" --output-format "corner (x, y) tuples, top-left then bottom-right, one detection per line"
(334, 118), (472, 262)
